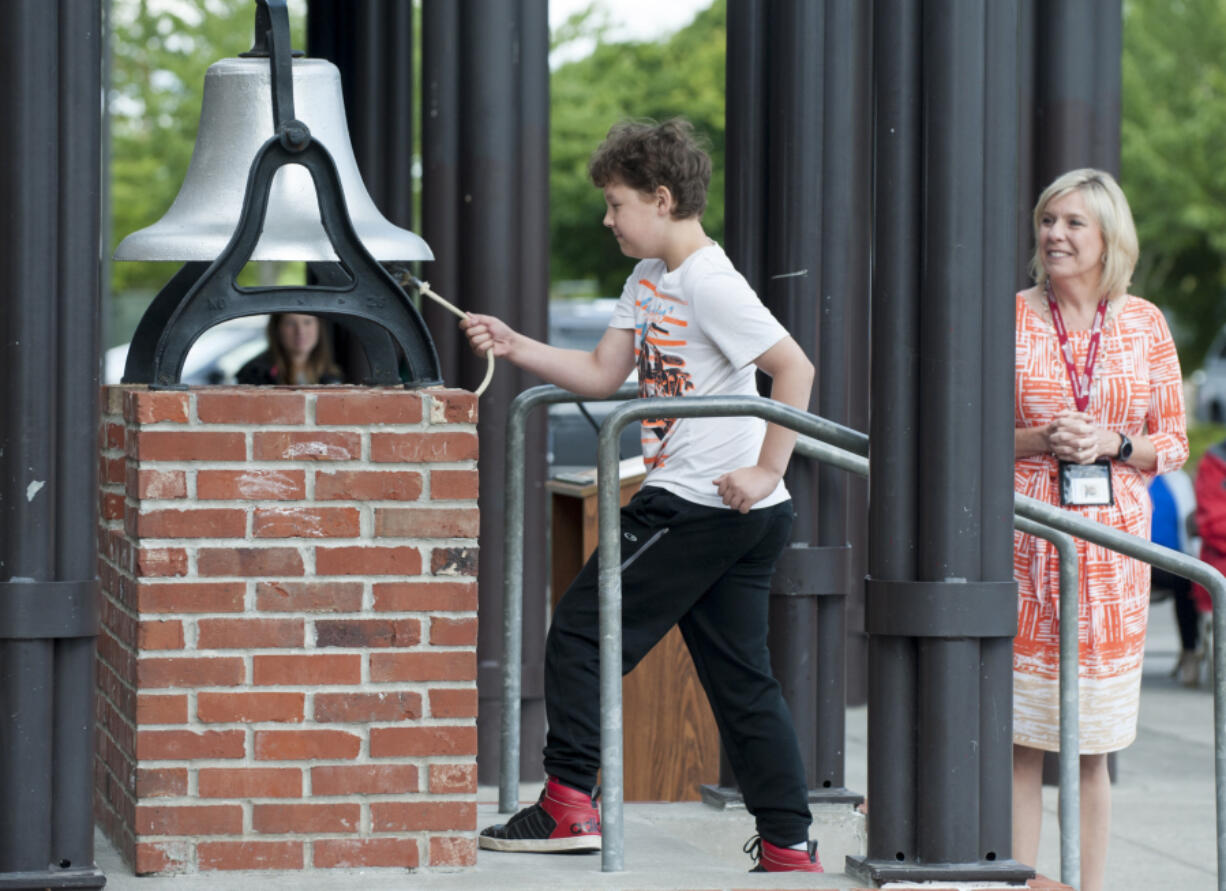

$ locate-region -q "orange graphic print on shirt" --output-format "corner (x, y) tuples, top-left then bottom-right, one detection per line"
(635, 279), (694, 469)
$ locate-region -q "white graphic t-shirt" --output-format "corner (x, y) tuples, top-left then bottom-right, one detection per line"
(608, 243), (791, 510)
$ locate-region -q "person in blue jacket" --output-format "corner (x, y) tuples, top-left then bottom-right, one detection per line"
(1148, 469), (1201, 685)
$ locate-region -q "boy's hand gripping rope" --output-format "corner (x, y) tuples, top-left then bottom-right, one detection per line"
(393, 269), (495, 397)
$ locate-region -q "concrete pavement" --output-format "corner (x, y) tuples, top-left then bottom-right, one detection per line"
(93, 600), (1217, 889)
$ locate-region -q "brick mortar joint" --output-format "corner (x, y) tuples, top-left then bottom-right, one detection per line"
(95, 722), (137, 755)
(124, 537), (477, 547)
(99, 595), (141, 621)
(99, 626), (141, 657)
(117, 531), (475, 544)
(95, 679), (138, 710)
(133, 498), (477, 505)
(126, 613), (473, 622)
(127, 831), (472, 842)
(136, 647), (475, 657)
(121, 461), (476, 473)
(134, 422), (458, 431)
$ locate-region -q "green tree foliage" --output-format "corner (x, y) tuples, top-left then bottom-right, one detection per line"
(549, 1), (725, 296)
(109, 0), (305, 296)
(1122, 0), (1226, 366)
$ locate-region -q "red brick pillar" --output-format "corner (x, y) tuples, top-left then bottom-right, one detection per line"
(95, 386), (480, 874)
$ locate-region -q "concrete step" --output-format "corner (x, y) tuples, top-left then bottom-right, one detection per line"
(95, 794), (1074, 890)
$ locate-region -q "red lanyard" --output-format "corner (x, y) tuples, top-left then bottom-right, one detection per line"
(1046, 282), (1108, 412)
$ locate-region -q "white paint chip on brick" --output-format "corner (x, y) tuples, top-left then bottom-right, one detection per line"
(262, 506), (323, 535)
(236, 470), (299, 499)
(286, 441), (353, 460)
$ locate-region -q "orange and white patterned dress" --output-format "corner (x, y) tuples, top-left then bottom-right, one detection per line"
(1013, 292), (1188, 753)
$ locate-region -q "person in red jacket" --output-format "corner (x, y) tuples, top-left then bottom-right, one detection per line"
(1188, 442), (1225, 682)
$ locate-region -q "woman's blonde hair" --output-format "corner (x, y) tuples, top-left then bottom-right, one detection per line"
(1028, 168), (1139, 301)
(267, 313), (340, 384)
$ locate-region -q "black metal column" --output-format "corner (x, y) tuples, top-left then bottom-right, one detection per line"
(1031, 0), (1122, 185)
(713, 0), (766, 798)
(981, 0), (1027, 859)
(714, 0), (869, 807)
(814, 0), (872, 792)
(718, 0), (823, 798)
(848, 0), (1029, 883)
(308, 0), (417, 234)
(420, 0), (550, 786)
(420, 0), (462, 374)
(1016, 0), (1122, 284)
(307, 0), (418, 381)
(723, 0), (768, 298)
(761, 0), (824, 795)
(511, 0), (551, 788)
(0, 1), (105, 888)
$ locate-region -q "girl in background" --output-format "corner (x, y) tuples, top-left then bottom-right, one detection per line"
(237, 313), (342, 385)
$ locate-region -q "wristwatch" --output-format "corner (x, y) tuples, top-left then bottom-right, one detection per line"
(1116, 432), (1133, 462)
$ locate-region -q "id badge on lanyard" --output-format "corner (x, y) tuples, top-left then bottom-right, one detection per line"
(1059, 459), (1113, 506)
(1048, 285), (1113, 507)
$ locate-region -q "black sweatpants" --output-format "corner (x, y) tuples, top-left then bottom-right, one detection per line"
(542, 486), (812, 846)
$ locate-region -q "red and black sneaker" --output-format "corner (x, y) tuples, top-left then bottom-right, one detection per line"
(479, 777), (601, 853)
(743, 834), (824, 872)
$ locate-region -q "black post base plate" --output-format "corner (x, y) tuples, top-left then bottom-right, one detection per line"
(845, 854), (1034, 886)
(700, 783), (865, 809)
(0, 867), (106, 889)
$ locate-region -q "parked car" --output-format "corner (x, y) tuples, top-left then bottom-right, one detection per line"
(546, 298), (641, 477)
(104, 315), (269, 385)
(1196, 324), (1226, 423)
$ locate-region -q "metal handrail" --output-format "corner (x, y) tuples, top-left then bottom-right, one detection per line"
(793, 433), (1079, 888)
(1012, 491), (1226, 891)
(596, 397), (1226, 884)
(498, 383), (637, 812)
(593, 396), (877, 871)
(497, 385), (1225, 885)
(784, 432), (1220, 891)
(497, 382), (868, 815)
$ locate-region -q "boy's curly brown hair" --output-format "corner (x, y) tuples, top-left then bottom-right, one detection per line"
(588, 118), (711, 220)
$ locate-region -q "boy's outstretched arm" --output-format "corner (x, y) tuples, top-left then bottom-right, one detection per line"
(714, 336), (816, 513)
(460, 312), (636, 399)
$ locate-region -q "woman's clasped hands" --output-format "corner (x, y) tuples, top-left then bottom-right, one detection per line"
(1046, 409), (1111, 464)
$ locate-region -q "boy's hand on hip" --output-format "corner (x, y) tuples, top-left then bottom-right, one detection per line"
(460, 312), (516, 358)
(713, 466), (780, 514)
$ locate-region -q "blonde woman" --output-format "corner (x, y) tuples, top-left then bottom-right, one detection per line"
(1012, 169), (1188, 891)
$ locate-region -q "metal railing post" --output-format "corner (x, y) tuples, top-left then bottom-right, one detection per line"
(1014, 493), (1226, 891)
(1013, 516), (1080, 889)
(799, 432), (1216, 889)
(499, 384), (636, 813)
(595, 396), (868, 871)
(595, 411), (628, 872)
(498, 382), (866, 841)
(498, 388), (529, 813)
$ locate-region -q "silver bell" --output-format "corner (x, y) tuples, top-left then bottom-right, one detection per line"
(114, 56), (432, 263)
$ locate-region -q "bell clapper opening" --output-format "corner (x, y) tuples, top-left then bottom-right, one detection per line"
(391, 268), (495, 397)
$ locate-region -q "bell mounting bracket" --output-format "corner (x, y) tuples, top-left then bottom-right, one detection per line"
(123, 0), (442, 389)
